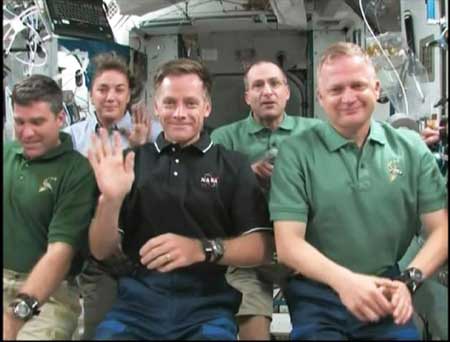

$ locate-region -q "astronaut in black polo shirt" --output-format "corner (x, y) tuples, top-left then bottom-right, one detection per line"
(87, 58), (273, 340)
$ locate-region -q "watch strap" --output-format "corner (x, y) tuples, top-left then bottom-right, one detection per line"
(396, 268), (424, 295)
(201, 239), (214, 262)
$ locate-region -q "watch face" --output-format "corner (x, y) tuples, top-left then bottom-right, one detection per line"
(212, 239), (224, 260)
(14, 301), (32, 319)
(409, 268), (423, 281)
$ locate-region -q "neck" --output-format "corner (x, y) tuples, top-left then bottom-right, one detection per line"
(333, 121), (370, 148)
(253, 113), (284, 131)
(166, 133), (201, 148)
(96, 112), (124, 130)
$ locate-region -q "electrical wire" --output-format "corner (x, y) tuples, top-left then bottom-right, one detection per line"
(359, 0), (409, 116)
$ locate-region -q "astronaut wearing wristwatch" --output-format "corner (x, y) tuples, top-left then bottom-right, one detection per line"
(396, 267), (425, 295)
(8, 293), (40, 322)
(201, 238), (225, 263)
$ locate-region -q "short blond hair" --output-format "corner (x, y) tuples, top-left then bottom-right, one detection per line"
(317, 42), (375, 81)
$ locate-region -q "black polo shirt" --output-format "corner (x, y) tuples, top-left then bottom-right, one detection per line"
(119, 131), (271, 272)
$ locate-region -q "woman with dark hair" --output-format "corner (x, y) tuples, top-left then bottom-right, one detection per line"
(64, 52), (161, 340)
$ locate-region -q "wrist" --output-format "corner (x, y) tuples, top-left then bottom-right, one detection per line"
(200, 238), (225, 263)
(327, 267), (353, 292)
(8, 293), (40, 322)
(395, 267), (424, 295)
(98, 194), (125, 208)
(5, 310), (26, 327)
(197, 239), (207, 263)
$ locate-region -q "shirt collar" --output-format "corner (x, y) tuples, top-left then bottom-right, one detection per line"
(246, 112), (293, 134)
(12, 132), (74, 160)
(322, 119), (386, 152)
(154, 130), (214, 154)
(94, 111), (132, 134)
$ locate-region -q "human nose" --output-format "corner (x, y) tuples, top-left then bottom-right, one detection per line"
(21, 124), (35, 139)
(341, 88), (356, 103)
(262, 83), (275, 95)
(172, 104), (186, 119)
(105, 89), (116, 101)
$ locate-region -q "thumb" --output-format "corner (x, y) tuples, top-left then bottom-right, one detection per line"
(373, 277), (394, 287)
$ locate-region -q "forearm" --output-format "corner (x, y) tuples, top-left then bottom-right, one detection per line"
(218, 231), (274, 267)
(277, 236), (351, 289)
(89, 195), (123, 260)
(4, 243), (75, 338)
(275, 221), (351, 290)
(408, 217), (448, 278)
(18, 243), (74, 304)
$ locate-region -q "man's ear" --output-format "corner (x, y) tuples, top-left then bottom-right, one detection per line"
(316, 89), (323, 107)
(56, 110), (65, 128)
(374, 79), (381, 99)
(204, 100), (211, 119)
(244, 90), (251, 106)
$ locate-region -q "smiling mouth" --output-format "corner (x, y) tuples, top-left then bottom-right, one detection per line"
(23, 142), (40, 148)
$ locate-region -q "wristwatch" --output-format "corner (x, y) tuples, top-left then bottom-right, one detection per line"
(201, 239), (225, 263)
(396, 267), (424, 295)
(8, 293), (40, 321)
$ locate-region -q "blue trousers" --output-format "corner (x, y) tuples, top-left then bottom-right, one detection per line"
(95, 268), (241, 340)
(284, 272), (420, 340)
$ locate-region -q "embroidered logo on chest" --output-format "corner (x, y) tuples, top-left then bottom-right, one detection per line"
(200, 173), (220, 189)
(387, 159), (403, 182)
(38, 177), (58, 193)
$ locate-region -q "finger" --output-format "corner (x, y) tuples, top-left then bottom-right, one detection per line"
(360, 305), (380, 322)
(391, 289), (400, 307)
(372, 290), (394, 315)
(368, 292), (390, 317)
(124, 151), (135, 174)
(131, 105), (139, 123)
(261, 163), (273, 177)
(351, 306), (372, 322)
(157, 258), (182, 273)
(140, 245), (170, 265)
(143, 108), (150, 125)
(146, 252), (172, 270)
(112, 131), (122, 156)
(394, 291), (412, 324)
(87, 134), (100, 167)
(399, 304), (414, 325)
(397, 302), (411, 325)
(134, 104), (144, 123)
(139, 234), (168, 256)
(393, 296), (408, 324)
(392, 292), (403, 318)
(99, 128), (112, 157)
(379, 285), (392, 301)
(373, 277), (395, 288)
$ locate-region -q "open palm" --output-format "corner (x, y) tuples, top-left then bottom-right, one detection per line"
(88, 128), (135, 200)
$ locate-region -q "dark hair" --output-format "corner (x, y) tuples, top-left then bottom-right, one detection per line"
(243, 60), (288, 90)
(91, 52), (143, 105)
(153, 58), (212, 101)
(11, 74), (63, 114)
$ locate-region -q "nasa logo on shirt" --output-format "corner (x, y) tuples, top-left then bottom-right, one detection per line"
(387, 159), (403, 182)
(38, 177), (58, 193)
(200, 173), (220, 189)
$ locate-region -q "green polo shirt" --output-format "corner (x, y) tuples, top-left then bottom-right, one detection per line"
(270, 120), (446, 275)
(211, 113), (320, 162)
(3, 132), (98, 276)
